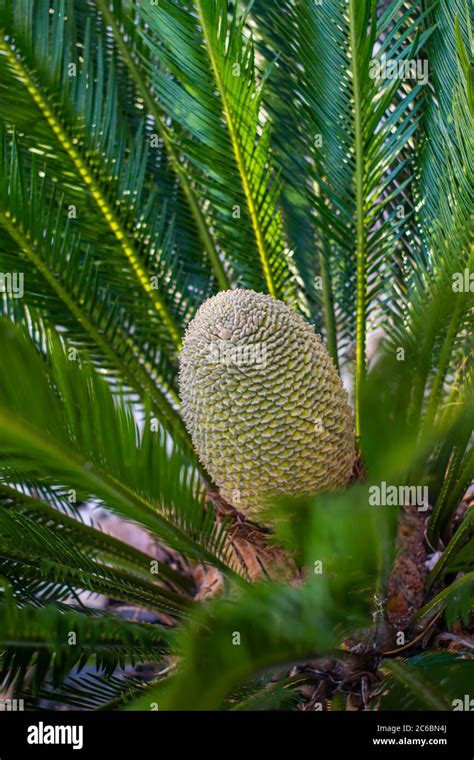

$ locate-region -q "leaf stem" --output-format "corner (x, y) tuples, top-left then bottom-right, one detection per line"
(349, 0), (367, 438)
(381, 659), (451, 710)
(0, 408), (240, 579)
(318, 244), (339, 368)
(0, 38), (182, 348)
(0, 482), (192, 593)
(0, 210), (189, 443)
(95, 0), (231, 292)
(194, 0), (279, 299)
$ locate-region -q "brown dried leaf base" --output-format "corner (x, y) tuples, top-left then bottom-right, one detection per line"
(199, 486), (300, 590)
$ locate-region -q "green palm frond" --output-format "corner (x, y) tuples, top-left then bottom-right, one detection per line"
(125, 583), (348, 711)
(379, 654), (474, 710)
(413, 572), (474, 629)
(251, 1), (432, 410)
(25, 671), (156, 711)
(0, 484), (191, 609)
(427, 508), (474, 588)
(386, 2), (473, 437)
(0, 128), (188, 438)
(273, 485), (396, 599)
(416, 0), (473, 252)
(360, 315), (473, 518)
(0, 581), (170, 694)
(430, 417), (473, 544)
(445, 537), (474, 575)
(134, 0), (294, 300)
(0, 0), (201, 348)
(0, 485), (192, 592)
(0, 505), (189, 616)
(93, 0), (231, 292)
(227, 675), (304, 711)
(248, 1), (322, 324)
(0, 321), (237, 575)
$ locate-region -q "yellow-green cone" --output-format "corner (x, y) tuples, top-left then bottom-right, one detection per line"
(179, 289), (355, 515)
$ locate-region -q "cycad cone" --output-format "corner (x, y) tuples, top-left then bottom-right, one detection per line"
(179, 289), (355, 516)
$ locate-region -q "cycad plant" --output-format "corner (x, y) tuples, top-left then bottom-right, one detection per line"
(0, 0), (472, 711)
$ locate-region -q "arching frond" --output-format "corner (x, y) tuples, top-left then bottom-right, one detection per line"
(0, 128), (190, 438)
(0, 582), (170, 694)
(135, 0), (295, 300)
(0, 321), (238, 575)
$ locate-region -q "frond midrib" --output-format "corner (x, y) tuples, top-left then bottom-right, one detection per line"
(194, 0), (279, 299)
(95, 0), (231, 292)
(0, 405), (240, 579)
(0, 209), (189, 443)
(0, 35), (182, 348)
